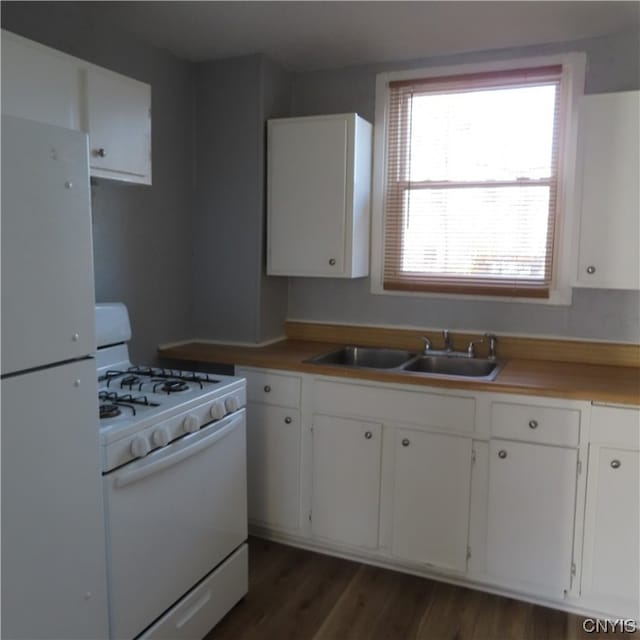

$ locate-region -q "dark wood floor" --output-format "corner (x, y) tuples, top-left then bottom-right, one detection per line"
(206, 537), (636, 640)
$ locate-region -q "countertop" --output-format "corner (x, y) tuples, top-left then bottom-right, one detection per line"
(159, 339), (640, 406)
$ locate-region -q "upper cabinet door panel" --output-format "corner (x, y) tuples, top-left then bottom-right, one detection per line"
(1, 32), (82, 130)
(576, 91), (639, 289)
(1, 116), (95, 374)
(85, 67), (152, 183)
(269, 117), (348, 275)
(267, 113), (372, 278)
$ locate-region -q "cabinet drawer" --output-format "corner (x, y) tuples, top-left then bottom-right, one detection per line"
(240, 368), (301, 408)
(314, 380), (475, 433)
(491, 402), (580, 447)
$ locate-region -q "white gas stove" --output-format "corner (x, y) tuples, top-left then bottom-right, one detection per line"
(96, 304), (248, 640)
(96, 344), (245, 472)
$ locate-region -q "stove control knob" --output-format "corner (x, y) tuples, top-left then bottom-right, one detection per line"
(152, 427), (170, 448)
(209, 402), (225, 421)
(225, 396), (239, 413)
(183, 414), (199, 433)
(130, 435), (150, 458)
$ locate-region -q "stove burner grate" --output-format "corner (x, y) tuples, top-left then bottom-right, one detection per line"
(153, 380), (190, 394)
(100, 404), (122, 419)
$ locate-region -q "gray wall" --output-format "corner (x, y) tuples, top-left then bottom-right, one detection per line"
(2, 2), (195, 363)
(289, 30), (640, 342)
(192, 54), (290, 343)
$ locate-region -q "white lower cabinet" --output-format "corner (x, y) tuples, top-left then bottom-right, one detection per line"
(246, 403), (300, 530)
(486, 440), (578, 597)
(390, 428), (472, 572)
(239, 367), (635, 620)
(581, 405), (640, 618)
(311, 414), (382, 548)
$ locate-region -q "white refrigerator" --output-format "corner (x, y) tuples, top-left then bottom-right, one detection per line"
(1, 115), (109, 639)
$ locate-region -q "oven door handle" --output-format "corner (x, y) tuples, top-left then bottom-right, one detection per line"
(114, 413), (243, 489)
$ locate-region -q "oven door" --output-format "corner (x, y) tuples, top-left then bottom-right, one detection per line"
(104, 410), (247, 640)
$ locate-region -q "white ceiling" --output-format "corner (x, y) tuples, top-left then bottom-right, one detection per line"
(80, 1), (639, 71)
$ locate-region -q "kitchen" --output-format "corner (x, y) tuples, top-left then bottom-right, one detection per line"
(1, 2), (639, 639)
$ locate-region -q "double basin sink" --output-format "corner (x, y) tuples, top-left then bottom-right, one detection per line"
(305, 346), (503, 381)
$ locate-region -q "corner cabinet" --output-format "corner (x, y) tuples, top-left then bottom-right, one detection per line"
(1, 30), (152, 185)
(575, 91), (639, 289)
(267, 113), (372, 278)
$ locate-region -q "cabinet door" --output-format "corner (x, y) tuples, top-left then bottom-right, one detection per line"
(1, 31), (82, 130)
(246, 403), (300, 530)
(1, 116), (95, 374)
(85, 67), (151, 183)
(576, 91), (639, 289)
(268, 116), (348, 275)
(391, 428), (472, 572)
(582, 447), (639, 616)
(311, 414), (381, 548)
(1, 360), (108, 639)
(486, 440), (577, 596)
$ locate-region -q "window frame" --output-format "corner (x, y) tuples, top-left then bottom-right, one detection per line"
(370, 52), (586, 306)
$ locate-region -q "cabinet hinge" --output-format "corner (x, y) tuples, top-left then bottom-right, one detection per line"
(571, 562), (576, 577)
(577, 459), (582, 475)
(466, 545), (471, 561)
(471, 449), (476, 464)
(308, 510), (312, 522)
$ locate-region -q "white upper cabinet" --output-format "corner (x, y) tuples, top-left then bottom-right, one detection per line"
(1, 30), (152, 185)
(575, 91), (639, 289)
(267, 113), (372, 278)
(85, 67), (151, 184)
(1, 33), (82, 130)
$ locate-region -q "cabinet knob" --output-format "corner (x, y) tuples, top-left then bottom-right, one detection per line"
(498, 449), (507, 459)
(364, 431), (373, 440)
(401, 438), (410, 447)
(94, 148), (107, 158)
(528, 420), (538, 429)
(284, 416), (292, 424)
(329, 258), (336, 266)
(586, 265), (596, 274)
(610, 459), (621, 469)
(263, 385), (271, 393)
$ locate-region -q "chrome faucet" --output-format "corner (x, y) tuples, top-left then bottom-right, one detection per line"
(466, 338), (484, 358)
(484, 333), (498, 361)
(442, 329), (453, 352)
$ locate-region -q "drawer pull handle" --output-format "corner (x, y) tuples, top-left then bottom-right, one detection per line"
(528, 420), (538, 429)
(364, 431), (373, 440)
(263, 385), (271, 393)
(498, 449), (507, 459)
(401, 438), (410, 447)
(329, 258), (336, 266)
(610, 459), (621, 469)
(586, 265), (596, 274)
(284, 416), (292, 424)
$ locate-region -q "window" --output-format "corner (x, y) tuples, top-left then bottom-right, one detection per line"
(373, 55), (585, 302)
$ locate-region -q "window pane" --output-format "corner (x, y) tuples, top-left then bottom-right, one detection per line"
(401, 186), (551, 280)
(409, 85), (557, 182)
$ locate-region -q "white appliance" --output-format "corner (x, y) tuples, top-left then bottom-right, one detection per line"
(1, 116), (109, 638)
(96, 303), (248, 640)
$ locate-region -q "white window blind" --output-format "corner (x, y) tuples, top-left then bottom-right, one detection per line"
(382, 65), (564, 298)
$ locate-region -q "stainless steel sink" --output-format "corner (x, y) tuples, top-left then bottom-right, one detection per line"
(305, 346), (415, 369)
(402, 355), (502, 380)
(306, 345), (503, 381)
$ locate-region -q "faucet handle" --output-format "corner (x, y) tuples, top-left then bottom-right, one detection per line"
(442, 329), (452, 351)
(467, 338), (484, 358)
(484, 333), (497, 360)
(420, 336), (432, 353)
